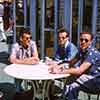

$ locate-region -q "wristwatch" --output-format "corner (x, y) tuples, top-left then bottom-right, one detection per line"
(64, 63), (69, 69)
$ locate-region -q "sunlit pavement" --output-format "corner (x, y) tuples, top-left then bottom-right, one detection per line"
(0, 42), (14, 83)
(0, 42), (15, 100)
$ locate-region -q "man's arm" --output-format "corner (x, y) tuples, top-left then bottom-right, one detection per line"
(10, 55), (39, 64)
(49, 61), (91, 76)
(31, 41), (39, 59)
(62, 61), (91, 76)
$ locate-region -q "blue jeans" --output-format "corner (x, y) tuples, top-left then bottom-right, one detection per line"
(63, 74), (100, 100)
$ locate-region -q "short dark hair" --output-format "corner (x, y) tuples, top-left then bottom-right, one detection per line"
(20, 28), (31, 37)
(58, 27), (69, 37)
(80, 32), (93, 40)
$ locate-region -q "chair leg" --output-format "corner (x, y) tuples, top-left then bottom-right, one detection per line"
(87, 94), (99, 100)
(97, 94), (99, 100)
(87, 93), (91, 100)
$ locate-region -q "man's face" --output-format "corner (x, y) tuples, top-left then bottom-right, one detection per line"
(20, 33), (31, 48)
(58, 32), (68, 47)
(80, 34), (92, 50)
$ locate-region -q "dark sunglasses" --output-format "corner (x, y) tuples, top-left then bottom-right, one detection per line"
(58, 35), (68, 40)
(80, 38), (89, 43)
(24, 36), (32, 40)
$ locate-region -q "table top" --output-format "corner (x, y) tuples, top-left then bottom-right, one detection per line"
(4, 62), (70, 80)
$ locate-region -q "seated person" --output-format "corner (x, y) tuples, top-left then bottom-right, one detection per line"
(9, 28), (39, 92)
(48, 28), (78, 99)
(46, 28), (78, 66)
(49, 32), (100, 100)
(54, 28), (78, 64)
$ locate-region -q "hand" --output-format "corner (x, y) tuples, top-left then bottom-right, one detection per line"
(46, 60), (58, 66)
(48, 62), (58, 72)
(49, 65), (64, 74)
(32, 57), (40, 64)
(24, 57), (40, 64)
(48, 65), (54, 73)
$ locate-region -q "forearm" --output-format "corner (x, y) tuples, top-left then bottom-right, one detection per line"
(10, 58), (30, 64)
(10, 57), (39, 64)
(63, 67), (82, 76)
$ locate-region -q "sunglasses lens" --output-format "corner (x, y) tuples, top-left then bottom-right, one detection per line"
(26, 37), (32, 40)
(85, 39), (88, 42)
(80, 38), (88, 42)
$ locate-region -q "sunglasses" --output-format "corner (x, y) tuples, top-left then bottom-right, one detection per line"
(23, 36), (32, 40)
(58, 35), (68, 40)
(80, 38), (89, 43)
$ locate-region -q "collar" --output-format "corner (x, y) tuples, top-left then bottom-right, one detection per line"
(19, 42), (30, 50)
(65, 40), (69, 48)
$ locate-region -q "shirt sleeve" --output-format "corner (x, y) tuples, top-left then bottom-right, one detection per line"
(10, 43), (18, 57)
(85, 49), (100, 65)
(30, 41), (35, 52)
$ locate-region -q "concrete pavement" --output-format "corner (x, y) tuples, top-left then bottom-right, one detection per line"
(0, 42), (14, 83)
(0, 42), (15, 100)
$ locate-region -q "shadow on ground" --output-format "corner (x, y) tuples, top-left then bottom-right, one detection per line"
(0, 82), (33, 100)
(0, 52), (10, 65)
(0, 83), (16, 100)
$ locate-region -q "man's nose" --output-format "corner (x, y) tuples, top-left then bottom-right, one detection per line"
(82, 40), (86, 43)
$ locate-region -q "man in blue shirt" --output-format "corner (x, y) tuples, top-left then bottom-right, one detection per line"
(55, 28), (78, 63)
(49, 28), (78, 99)
(50, 32), (100, 100)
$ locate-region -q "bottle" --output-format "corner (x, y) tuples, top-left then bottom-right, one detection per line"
(45, 57), (52, 65)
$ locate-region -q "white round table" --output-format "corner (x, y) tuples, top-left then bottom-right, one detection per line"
(4, 62), (70, 100)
